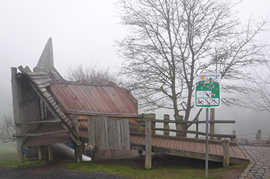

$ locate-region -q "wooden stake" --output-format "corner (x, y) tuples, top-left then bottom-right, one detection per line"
(144, 113), (155, 169)
(222, 140), (230, 167)
(48, 146), (53, 161)
(175, 115), (184, 137)
(38, 146), (42, 160)
(164, 114), (169, 137)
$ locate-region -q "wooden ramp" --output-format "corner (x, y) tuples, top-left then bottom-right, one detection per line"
(130, 135), (249, 164)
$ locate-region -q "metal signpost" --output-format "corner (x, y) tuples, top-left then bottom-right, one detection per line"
(195, 74), (220, 178)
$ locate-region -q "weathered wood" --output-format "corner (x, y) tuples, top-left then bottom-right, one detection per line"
(152, 128), (235, 139)
(88, 116), (96, 146)
(48, 145), (53, 161)
(175, 115), (185, 137)
(222, 140), (230, 167)
(38, 146), (42, 160)
(210, 108), (215, 140)
(95, 116), (106, 150)
(164, 114), (169, 136)
(11, 68), (24, 163)
(72, 116), (79, 133)
(18, 130), (67, 137)
(141, 119), (235, 124)
(16, 119), (61, 125)
(89, 116), (130, 152)
(144, 113), (155, 169)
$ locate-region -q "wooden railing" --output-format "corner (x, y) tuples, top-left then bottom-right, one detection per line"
(130, 113), (234, 169)
(130, 113), (236, 140)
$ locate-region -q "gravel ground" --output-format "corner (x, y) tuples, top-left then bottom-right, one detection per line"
(0, 163), (128, 179)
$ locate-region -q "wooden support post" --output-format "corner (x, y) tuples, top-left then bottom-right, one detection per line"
(222, 140), (230, 167)
(175, 115), (184, 137)
(164, 114), (169, 137)
(74, 144), (81, 163)
(38, 146), (42, 160)
(48, 145), (53, 161)
(11, 67), (24, 163)
(144, 113), (155, 169)
(210, 108), (215, 139)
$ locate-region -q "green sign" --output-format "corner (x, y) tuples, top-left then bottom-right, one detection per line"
(195, 75), (220, 108)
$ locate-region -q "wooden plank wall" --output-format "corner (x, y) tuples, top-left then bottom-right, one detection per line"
(88, 116), (130, 151)
(11, 68), (41, 161)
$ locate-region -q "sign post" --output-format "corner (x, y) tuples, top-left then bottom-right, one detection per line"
(195, 74), (220, 178)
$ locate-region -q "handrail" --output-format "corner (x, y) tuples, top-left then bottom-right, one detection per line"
(136, 119), (235, 124)
(131, 113), (236, 140)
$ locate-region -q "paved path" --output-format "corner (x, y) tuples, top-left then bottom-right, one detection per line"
(239, 145), (270, 179)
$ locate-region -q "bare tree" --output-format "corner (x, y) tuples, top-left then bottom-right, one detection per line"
(244, 63), (270, 112)
(0, 114), (15, 141)
(119, 0), (266, 132)
(67, 65), (118, 86)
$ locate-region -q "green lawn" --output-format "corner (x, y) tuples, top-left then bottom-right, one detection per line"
(0, 142), (45, 168)
(0, 142), (247, 178)
(66, 156), (248, 179)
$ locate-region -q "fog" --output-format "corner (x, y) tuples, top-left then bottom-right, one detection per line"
(0, 0), (270, 139)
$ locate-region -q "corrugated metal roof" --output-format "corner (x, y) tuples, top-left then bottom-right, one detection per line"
(50, 83), (137, 117)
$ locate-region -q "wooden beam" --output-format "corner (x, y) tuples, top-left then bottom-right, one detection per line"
(148, 119), (235, 124)
(222, 140), (230, 167)
(48, 145), (53, 161)
(38, 146), (42, 160)
(152, 128), (235, 139)
(16, 120), (61, 125)
(163, 114), (169, 137)
(11, 67), (24, 163)
(17, 130), (67, 137)
(175, 115), (184, 137)
(144, 113), (154, 169)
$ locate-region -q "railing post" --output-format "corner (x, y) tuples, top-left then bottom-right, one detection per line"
(48, 145), (53, 161)
(175, 115), (184, 137)
(144, 113), (155, 169)
(222, 139), (230, 167)
(210, 108), (215, 139)
(164, 114), (169, 137)
(195, 120), (199, 139)
(38, 146), (42, 160)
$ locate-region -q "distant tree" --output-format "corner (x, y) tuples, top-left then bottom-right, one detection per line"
(246, 63), (270, 112)
(0, 114), (15, 141)
(67, 66), (118, 86)
(119, 0), (266, 133)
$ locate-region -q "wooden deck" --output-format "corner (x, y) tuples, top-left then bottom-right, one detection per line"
(130, 135), (249, 164)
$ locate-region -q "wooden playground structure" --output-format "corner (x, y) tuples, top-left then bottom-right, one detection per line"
(11, 38), (249, 169)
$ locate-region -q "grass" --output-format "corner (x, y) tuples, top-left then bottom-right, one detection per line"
(0, 142), (46, 168)
(0, 142), (248, 178)
(66, 156), (248, 179)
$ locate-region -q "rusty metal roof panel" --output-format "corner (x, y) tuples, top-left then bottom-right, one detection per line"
(50, 84), (137, 117)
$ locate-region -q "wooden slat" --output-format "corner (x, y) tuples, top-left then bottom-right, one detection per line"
(16, 119), (61, 125)
(88, 116), (96, 146)
(152, 128), (235, 139)
(138, 119), (235, 124)
(18, 130), (67, 137)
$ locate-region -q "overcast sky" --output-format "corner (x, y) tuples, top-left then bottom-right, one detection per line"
(1, 0), (270, 138)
